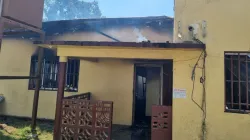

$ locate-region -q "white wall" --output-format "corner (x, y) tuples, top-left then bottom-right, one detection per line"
(145, 67), (161, 116)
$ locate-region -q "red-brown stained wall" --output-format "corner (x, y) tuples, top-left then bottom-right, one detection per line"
(2, 0), (44, 28)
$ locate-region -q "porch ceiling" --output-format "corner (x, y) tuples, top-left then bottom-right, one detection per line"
(34, 41), (205, 59)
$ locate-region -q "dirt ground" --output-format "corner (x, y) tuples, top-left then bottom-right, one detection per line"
(0, 116), (151, 140)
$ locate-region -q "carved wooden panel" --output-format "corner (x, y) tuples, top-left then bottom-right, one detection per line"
(61, 99), (113, 140)
(151, 105), (172, 140)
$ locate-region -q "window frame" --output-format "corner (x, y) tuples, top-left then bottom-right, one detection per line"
(224, 51), (250, 114)
(28, 55), (80, 92)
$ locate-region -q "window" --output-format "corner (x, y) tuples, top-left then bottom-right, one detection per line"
(29, 49), (80, 92)
(225, 52), (250, 113)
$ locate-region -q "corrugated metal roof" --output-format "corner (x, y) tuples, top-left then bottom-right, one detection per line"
(4, 16), (173, 39)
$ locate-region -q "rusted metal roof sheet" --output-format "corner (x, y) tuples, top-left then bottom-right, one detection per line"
(34, 41), (205, 49)
(3, 16), (173, 40)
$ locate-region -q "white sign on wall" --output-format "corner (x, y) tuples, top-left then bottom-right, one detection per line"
(173, 88), (186, 98)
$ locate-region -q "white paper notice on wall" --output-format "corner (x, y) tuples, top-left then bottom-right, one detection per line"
(173, 88), (186, 98)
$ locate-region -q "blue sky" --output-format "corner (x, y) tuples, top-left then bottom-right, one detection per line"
(87, 0), (174, 17)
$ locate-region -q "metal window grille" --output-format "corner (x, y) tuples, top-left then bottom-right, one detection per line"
(29, 51), (80, 92)
(225, 52), (250, 113)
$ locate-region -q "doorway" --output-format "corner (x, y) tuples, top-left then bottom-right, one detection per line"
(132, 61), (173, 140)
(133, 65), (162, 127)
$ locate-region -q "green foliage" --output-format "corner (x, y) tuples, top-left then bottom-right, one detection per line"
(15, 126), (31, 139)
(0, 117), (53, 140)
(43, 0), (102, 21)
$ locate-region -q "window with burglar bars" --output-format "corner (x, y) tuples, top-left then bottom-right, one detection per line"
(29, 49), (80, 92)
(225, 52), (250, 113)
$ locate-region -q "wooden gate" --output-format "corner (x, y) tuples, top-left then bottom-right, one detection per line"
(60, 98), (113, 140)
(151, 105), (172, 140)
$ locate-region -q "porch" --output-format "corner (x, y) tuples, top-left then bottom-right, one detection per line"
(63, 92), (151, 140)
(34, 41), (205, 140)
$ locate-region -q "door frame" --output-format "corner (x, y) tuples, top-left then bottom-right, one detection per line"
(132, 60), (173, 127)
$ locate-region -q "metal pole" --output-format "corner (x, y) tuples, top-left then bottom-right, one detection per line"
(31, 47), (44, 134)
(54, 57), (67, 140)
(0, 76), (38, 79)
(0, 18), (4, 52)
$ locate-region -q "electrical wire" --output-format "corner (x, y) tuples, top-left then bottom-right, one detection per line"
(190, 50), (207, 140)
(202, 51), (207, 120)
(191, 71), (204, 110)
(201, 51), (207, 140)
(191, 50), (205, 111)
(191, 51), (204, 80)
(174, 56), (202, 63)
(191, 38), (207, 139)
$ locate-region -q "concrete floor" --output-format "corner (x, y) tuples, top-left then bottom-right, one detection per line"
(112, 125), (151, 140)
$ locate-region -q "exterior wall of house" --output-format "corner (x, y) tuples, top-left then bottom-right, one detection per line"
(0, 38), (135, 125)
(0, 37), (203, 127)
(55, 32), (203, 127)
(77, 59), (134, 125)
(0, 20), (173, 125)
(174, 0), (250, 140)
(0, 39), (59, 119)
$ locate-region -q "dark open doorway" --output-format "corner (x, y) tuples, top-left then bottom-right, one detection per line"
(133, 64), (163, 127)
(132, 60), (173, 140)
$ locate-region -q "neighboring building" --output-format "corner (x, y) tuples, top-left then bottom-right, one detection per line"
(0, 16), (174, 125)
(173, 0), (250, 140)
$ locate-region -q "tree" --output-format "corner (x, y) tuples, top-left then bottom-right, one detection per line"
(43, 0), (102, 21)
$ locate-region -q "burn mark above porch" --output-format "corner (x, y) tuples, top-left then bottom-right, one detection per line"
(33, 41), (205, 49)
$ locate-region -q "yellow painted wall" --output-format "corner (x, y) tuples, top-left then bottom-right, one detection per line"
(0, 38), (134, 125)
(0, 39), (58, 119)
(0, 37), (204, 127)
(77, 59), (134, 125)
(0, 39), (135, 125)
(0, 28), (206, 131)
(56, 46), (203, 127)
(174, 0), (250, 140)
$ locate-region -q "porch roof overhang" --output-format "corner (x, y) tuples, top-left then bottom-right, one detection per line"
(34, 41), (205, 59)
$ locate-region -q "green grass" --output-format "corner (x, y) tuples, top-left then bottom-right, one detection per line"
(0, 117), (53, 140)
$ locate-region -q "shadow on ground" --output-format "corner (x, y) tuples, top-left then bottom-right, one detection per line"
(112, 125), (151, 140)
(0, 116), (151, 140)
